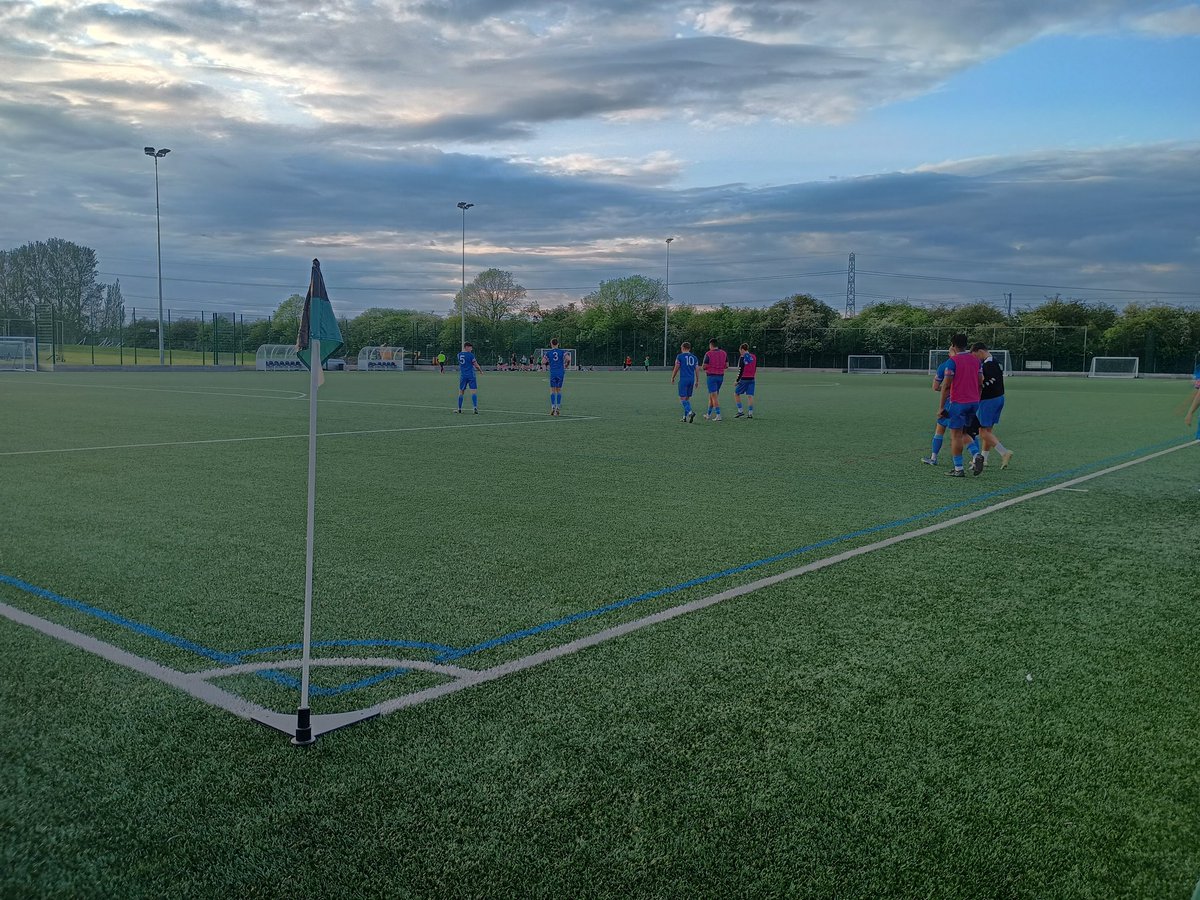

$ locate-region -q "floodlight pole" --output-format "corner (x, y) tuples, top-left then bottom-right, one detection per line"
(457, 202), (474, 347)
(662, 237), (674, 367)
(144, 147), (171, 365)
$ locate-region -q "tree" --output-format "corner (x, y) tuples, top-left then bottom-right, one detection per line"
(940, 302), (1009, 328)
(581, 275), (665, 335)
(457, 269), (527, 331)
(270, 294), (305, 342)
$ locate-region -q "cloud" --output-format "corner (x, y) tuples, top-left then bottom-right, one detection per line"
(1131, 4), (1200, 35)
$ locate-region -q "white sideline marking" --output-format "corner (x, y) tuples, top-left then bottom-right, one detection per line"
(0, 440), (1193, 739)
(1062, 488), (1089, 492)
(0, 415), (596, 457)
(21, 380), (308, 401)
(370, 439), (1197, 716)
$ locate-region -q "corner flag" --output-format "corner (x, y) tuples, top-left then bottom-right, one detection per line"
(296, 258), (344, 376)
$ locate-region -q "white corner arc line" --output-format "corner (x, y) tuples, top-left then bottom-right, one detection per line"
(192, 657), (476, 680)
(0, 440), (1194, 736)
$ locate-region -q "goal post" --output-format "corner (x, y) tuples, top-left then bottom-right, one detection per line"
(847, 354), (886, 374)
(0, 336), (36, 372)
(1088, 357), (1139, 378)
(928, 348), (1012, 375)
(357, 346), (405, 371)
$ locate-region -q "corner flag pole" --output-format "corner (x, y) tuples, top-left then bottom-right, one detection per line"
(294, 334), (320, 746)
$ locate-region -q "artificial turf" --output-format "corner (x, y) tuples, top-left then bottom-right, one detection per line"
(0, 368), (1196, 897)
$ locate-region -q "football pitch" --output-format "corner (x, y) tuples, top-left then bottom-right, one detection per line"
(2, 368), (1198, 897)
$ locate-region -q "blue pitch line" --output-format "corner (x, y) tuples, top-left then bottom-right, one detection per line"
(436, 435), (1195, 664)
(0, 572), (239, 665)
(3, 437), (1193, 700)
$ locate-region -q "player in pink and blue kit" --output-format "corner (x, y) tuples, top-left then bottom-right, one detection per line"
(939, 333), (984, 476)
(671, 341), (699, 423)
(542, 337), (571, 416)
(733, 343), (756, 418)
(701, 339), (728, 421)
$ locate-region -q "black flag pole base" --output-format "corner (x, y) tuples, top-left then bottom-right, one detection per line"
(291, 706), (315, 746)
(251, 706), (380, 745)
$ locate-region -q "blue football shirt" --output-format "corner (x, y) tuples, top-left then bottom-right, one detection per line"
(457, 350), (476, 375)
(545, 348), (567, 374)
(676, 352), (698, 381)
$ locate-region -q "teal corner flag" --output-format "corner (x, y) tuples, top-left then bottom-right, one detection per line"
(296, 258), (344, 371)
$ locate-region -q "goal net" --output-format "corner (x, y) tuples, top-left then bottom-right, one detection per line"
(928, 349), (1012, 375)
(357, 346), (405, 371)
(847, 354), (886, 374)
(1088, 357), (1139, 378)
(0, 337), (36, 372)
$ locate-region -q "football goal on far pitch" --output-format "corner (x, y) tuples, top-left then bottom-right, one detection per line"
(1088, 357), (1139, 378)
(0, 337), (35, 372)
(928, 349), (1012, 375)
(847, 354), (886, 374)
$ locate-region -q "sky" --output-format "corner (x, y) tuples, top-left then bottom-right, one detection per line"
(1, 0), (1198, 320)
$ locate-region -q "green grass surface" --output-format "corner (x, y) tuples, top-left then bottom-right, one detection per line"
(1, 369), (1197, 898)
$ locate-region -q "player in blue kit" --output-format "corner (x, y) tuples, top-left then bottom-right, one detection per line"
(542, 337), (572, 416)
(921, 345), (954, 465)
(671, 341), (699, 423)
(456, 341), (482, 413)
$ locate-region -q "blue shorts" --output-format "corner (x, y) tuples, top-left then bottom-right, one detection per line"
(734, 379), (755, 396)
(936, 415), (949, 429)
(549, 373), (564, 389)
(459, 374), (477, 391)
(678, 379), (695, 398)
(977, 396), (1004, 427)
(945, 401), (979, 430)
(706, 375), (724, 394)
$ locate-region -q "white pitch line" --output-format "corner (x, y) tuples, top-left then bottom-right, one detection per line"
(16, 380), (308, 402)
(192, 657), (476, 680)
(369, 439), (1197, 717)
(0, 440), (1193, 740)
(1062, 488), (1089, 492)
(0, 415), (598, 457)
(0, 600), (274, 723)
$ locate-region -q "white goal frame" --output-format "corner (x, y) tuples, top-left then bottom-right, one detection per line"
(0, 337), (36, 372)
(847, 354), (886, 374)
(357, 346), (405, 371)
(928, 348), (1012, 375)
(1088, 356), (1139, 378)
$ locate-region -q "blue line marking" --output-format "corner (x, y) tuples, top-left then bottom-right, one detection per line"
(2, 436), (1192, 700)
(0, 572), (238, 665)
(436, 436), (1192, 662)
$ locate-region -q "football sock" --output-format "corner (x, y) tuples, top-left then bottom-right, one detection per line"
(993, 441), (1008, 454)
(736, 401), (743, 412)
(967, 438), (980, 456)
(682, 399), (691, 415)
(931, 434), (944, 455)
(457, 396), (463, 409)
(982, 450), (990, 461)
(714, 406), (720, 416)
(952, 454), (964, 469)
(472, 395), (477, 408)
(550, 392), (555, 407)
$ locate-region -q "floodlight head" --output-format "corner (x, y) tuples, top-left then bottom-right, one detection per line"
(457, 201), (474, 210)
(157, 148), (171, 157)
(144, 147), (156, 156)
(665, 237), (674, 244)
